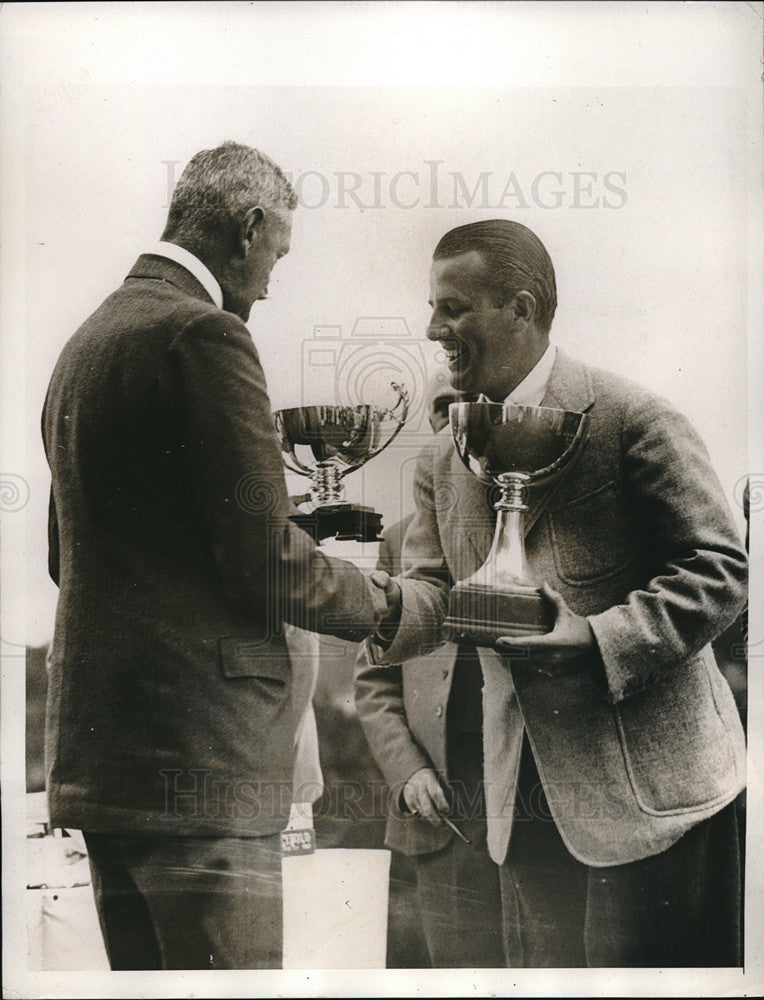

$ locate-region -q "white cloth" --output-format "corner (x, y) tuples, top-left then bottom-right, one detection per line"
(478, 343), (557, 408)
(148, 241), (224, 309)
(283, 624), (324, 810)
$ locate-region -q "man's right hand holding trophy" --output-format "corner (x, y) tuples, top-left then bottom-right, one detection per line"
(368, 401), (594, 665)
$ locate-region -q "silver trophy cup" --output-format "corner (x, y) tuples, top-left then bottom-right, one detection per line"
(442, 401), (589, 646)
(273, 382), (409, 543)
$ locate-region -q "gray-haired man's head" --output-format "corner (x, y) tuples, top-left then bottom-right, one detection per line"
(162, 142), (297, 321)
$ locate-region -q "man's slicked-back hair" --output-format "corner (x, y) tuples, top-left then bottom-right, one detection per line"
(433, 220), (557, 333)
(162, 141), (297, 250)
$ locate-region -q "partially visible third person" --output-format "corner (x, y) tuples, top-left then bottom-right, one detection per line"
(356, 378), (505, 967)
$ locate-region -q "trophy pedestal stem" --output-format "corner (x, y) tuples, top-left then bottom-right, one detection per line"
(442, 474), (553, 647)
(467, 505), (532, 590)
(438, 403), (590, 649)
(313, 462), (346, 505)
(442, 581), (553, 646)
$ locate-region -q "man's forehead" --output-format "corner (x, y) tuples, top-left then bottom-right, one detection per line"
(430, 250), (488, 297)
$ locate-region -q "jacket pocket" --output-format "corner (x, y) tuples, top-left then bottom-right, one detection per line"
(218, 636), (291, 682)
(614, 651), (737, 815)
(548, 481), (635, 585)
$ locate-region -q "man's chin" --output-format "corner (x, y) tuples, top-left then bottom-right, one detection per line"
(233, 301), (251, 322)
(221, 291), (250, 322)
(447, 368), (472, 393)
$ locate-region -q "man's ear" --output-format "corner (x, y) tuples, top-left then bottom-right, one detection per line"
(509, 290), (537, 328)
(237, 206), (265, 257)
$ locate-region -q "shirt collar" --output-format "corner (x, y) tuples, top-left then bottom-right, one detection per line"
(477, 343), (556, 408)
(149, 241), (224, 310)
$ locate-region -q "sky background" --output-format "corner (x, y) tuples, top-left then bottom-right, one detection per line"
(2, 3), (762, 997)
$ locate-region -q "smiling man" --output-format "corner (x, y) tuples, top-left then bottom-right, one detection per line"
(366, 219), (748, 967)
(41, 142), (388, 970)
(428, 244), (552, 402)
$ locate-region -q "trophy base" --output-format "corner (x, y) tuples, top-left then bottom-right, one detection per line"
(290, 503), (383, 543)
(442, 581), (554, 647)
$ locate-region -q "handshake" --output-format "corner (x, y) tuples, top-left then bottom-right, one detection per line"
(363, 571), (597, 674)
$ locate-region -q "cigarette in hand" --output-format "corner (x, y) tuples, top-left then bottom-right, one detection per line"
(436, 810), (472, 845)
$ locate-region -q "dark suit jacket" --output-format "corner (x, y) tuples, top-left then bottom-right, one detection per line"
(370, 350), (748, 866)
(42, 254), (378, 837)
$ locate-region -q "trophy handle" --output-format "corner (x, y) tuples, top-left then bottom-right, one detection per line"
(334, 382), (410, 479)
(529, 411), (590, 486)
(273, 409), (319, 479)
(281, 459), (314, 479)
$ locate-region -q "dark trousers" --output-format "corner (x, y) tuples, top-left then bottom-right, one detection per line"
(500, 741), (742, 968)
(413, 731), (505, 968)
(83, 832), (283, 969)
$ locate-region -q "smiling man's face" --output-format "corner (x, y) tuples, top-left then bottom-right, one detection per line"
(427, 250), (531, 402)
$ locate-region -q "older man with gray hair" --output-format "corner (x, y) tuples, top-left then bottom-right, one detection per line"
(42, 142), (387, 970)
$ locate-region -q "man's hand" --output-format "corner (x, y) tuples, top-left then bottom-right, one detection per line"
(402, 767), (449, 825)
(495, 583), (595, 677)
(367, 569), (402, 640)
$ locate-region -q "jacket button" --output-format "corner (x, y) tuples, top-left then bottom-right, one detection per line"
(435, 705), (443, 717)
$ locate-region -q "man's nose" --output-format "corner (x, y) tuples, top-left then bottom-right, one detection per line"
(426, 323), (450, 341)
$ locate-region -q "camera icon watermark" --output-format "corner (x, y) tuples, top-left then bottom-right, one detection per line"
(300, 317), (433, 433)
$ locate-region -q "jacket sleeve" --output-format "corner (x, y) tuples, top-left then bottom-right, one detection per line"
(355, 524), (436, 791)
(41, 391), (60, 587)
(169, 310), (380, 642)
(47, 488), (60, 586)
(376, 533), (395, 576)
(371, 448), (452, 665)
(354, 645), (433, 794)
(588, 392), (748, 703)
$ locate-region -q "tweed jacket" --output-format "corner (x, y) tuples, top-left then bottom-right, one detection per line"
(372, 350), (748, 866)
(356, 513), (460, 856)
(42, 255), (379, 838)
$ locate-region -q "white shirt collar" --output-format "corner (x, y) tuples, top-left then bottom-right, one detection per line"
(507, 343), (556, 407)
(149, 241), (224, 310)
(478, 343), (556, 408)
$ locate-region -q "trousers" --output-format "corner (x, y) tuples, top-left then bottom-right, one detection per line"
(83, 832), (283, 969)
(500, 738), (742, 968)
(412, 728), (505, 968)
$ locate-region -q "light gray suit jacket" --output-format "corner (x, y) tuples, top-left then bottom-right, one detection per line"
(371, 350), (747, 866)
(356, 512), (461, 856)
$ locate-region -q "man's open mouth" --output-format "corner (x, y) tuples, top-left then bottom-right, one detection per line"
(441, 339), (469, 372)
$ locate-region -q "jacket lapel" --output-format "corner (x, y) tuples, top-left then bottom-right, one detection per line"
(443, 449), (495, 576)
(438, 350), (597, 577)
(523, 349), (595, 535)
